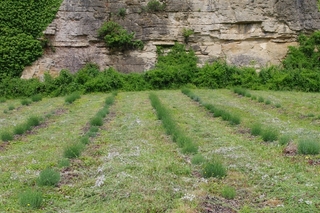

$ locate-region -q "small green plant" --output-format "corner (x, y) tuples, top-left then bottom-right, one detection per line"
(58, 158), (70, 168)
(27, 116), (41, 128)
(80, 135), (90, 145)
(21, 99), (32, 106)
(65, 92), (81, 104)
(258, 96), (264, 103)
(191, 154), (205, 165)
(298, 138), (320, 155)
(265, 99), (271, 105)
(63, 143), (84, 159)
(146, 0), (165, 12)
(8, 105), (15, 110)
(3, 109), (8, 114)
(19, 190), (43, 209)
(221, 185), (236, 199)
(202, 159), (227, 179)
(117, 8), (126, 18)
(251, 96), (257, 100)
(1, 131), (13, 141)
(261, 127), (279, 142)
(279, 134), (291, 146)
(89, 126), (99, 133)
(98, 21), (144, 51)
(14, 124), (27, 135)
(31, 94), (43, 102)
(182, 28), (194, 44)
(229, 115), (241, 125)
(275, 103), (281, 108)
(182, 141), (198, 154)
(90, 116), (103, 126)
(250, 123), (262, 136)
(0, 97), (6, 103)
(37, 168), (60, 186)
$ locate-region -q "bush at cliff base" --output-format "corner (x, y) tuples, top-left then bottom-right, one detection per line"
(1, 31), (320, 97)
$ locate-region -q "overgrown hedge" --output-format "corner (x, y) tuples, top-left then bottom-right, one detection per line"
(0, 0), (62, 78)
(1, 31), (320, 97)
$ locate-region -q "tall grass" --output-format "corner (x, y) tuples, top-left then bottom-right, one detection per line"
(298, 138), (320, 155)
(19, 190), (43, 209)
(37, 168), (60, 186)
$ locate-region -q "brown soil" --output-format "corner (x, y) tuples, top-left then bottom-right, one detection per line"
(202, 196), (239, 213)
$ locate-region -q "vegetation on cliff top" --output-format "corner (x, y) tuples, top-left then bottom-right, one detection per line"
(0, 0), (62, 78)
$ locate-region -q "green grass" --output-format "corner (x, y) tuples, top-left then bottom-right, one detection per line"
(279, 134), (291, 145)
(8, 105), (15, 110)
(258, 96), (264, 103)
(13, 124), (27, 135)
(2, 90), (320, 212)
(90, 116), (103, 126)
(0, 97), (6, 103)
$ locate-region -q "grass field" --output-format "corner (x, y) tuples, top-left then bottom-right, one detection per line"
(1, 89), (320, 212)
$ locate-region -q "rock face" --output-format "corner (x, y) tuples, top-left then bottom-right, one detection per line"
(21, 0), (320, 79)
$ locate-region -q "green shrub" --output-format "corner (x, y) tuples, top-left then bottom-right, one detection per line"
(14, 124), (27, 135)
(275, 103), (281, 108)
(146, 0), (166, 12)
(19, 190), (42, 209)
(105, 95), (115, 105)
(80, 135), (90, 145)
(182, 141), (198, 154)
(279, 134), (291, 146)
(63, 143), (84, 159)
(90, 116), (103, 127)
(298, 138), (320, 155)
(3, 109), (8, 114)
(98, 21), (143, 51)
(89, 126), (99, 133)
(8, 105), (15, 110)
(58, 158), (70, 168)
(27, 116), (41, 127)
(182, 28), (194, 44)
(261, 127), (279, 142)
(258, 96), (264, 103)
(21, 99), (32, 106)
(229, 115), (241, 125)
(221, 186), (236, 199)
(250, 123), (262, 136)
(251, 96), (257, 100)
(0, 97), (6, 103)
(1, 131), (13, 141)
(202, 159), (227, 179)
(31, 94), (42, 102)
(65, 91), (81, 104)
(37, 168), (60, 186)
(191, 154), (205, 165)
(265, 99), (271, 105)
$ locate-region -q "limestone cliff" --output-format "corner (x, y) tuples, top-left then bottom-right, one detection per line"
(22, 0), (320, 79)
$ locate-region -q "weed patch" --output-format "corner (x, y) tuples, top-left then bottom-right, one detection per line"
(191, 154), (205, 165)
(250, 123), (262, 136)
(21, 99), (32, 106)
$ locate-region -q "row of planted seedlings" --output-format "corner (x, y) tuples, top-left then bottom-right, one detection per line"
(17, 92), (83, 209)
(18, 93), (117, 210)
(185, 88), (320, 157)
(1, 92), (82, 143)
(232, 88), (320, 155)
(149, 93), (228, 182)
(233, 87), (281, 108)
(2, 94), (44, 114)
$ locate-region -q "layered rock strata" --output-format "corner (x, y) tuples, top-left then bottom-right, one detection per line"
(22, 0), (320, 79)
